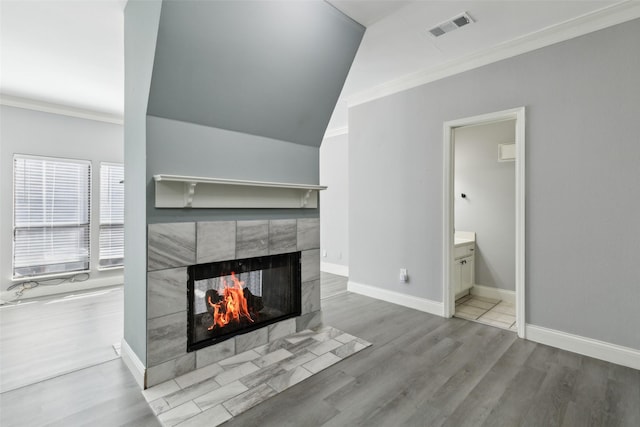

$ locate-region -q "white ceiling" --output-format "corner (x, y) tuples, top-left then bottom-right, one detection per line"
(0, 0), (125, 116)
(0, 0), (626, 127)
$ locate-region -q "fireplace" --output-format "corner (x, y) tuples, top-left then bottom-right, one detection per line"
(187, 252), (301, 351)
(145, 219), (320, 388)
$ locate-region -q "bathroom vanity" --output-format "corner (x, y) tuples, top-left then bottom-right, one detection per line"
(453, 231), (475, 298)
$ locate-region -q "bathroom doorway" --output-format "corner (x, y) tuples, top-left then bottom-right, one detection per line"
(442, 107), (525, 338)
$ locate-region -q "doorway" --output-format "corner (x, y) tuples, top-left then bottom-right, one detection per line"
(443, 107), (525, 338)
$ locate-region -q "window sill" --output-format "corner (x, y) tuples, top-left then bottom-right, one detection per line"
(97, 265), (124, 272)
(11, 270), (90, 283)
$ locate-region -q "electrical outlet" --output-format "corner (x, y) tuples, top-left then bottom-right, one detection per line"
(322, 250), (327, 257)
(399, 268), (408, 283)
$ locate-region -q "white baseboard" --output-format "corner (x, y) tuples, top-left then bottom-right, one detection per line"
(1, 275), (124, 303)
(525, 325), (640, 371)
(471, 284), (516, 304)
(121, 338), (146, 389)
(321, 262), (349, 277)
(348, 280), (443, 316)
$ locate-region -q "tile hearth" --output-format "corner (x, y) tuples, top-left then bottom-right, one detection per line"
(143, 326), (371, 427)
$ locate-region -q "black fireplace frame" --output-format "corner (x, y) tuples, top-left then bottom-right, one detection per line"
(186, 252), (301, 352)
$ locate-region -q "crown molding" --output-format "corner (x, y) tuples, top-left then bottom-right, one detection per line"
(323, 126), (349, 139)
(0, 94), (124, 125)
(348, 1), (640, 107)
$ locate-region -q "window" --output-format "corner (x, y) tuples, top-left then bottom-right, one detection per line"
(99, 163), (124, 268)
(13, 155), (91, 278)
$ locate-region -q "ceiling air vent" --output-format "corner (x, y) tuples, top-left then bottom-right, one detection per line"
(428, 12), (474, 38)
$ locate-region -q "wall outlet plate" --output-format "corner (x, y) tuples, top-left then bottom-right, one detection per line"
(399, 268), (408, 283)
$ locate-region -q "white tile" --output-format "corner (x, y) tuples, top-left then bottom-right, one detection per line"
(235, 328), (268, 353)
(196, 221), (235, 264)
(455, 294), (472, 305)
(142, 380), (180, 402)
(268, 318), (297, 341)
(193, 380), (249, 412)
(492, 301), (516, 315)
(279, 350), (317, 371)
(480, 309), (516, 324)
(331, 340), (367, 359)
(175, 404), (232, 427)
(470, 295), (500, 304)
(335, 333), (356, 344)
(147, 354), (196, 388)
(311, 326), (342, 342)
(301, 249), (321, 283)
(309, 339), (342, 356)
(175, 363), (224, 389)
(297, 218), (320, 251)
(148, 223), (196, 271)
(222, 383), (277, 416)
(454, 310), (480, 321)
(214, 361), (260, 385)
(267, 366), (313, 392)
(285, 329), (315, 344)
(464, 297), (497, 310)
(195, 339), (235, 368)
(455, 304), (487, 319)
(158, 401), (201, 427)
(218, 349), (260, 369)
(164, 378), (221, 409)
(253, 348), (293, 368)
(303, 352), (341, 373)
(149, 398), (171, 415)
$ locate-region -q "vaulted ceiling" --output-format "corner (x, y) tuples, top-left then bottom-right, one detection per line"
(0, 0), (630, 133)
(146, 0), (363, 147)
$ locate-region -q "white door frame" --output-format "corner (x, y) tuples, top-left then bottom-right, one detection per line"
(442, 107), (526, 338)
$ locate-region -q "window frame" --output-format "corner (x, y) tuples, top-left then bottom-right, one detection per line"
(12, 154), (92, 280)
(98, 162), (125, 270)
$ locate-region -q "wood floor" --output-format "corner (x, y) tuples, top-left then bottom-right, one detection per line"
(2, 280), (639, 426)
(320, 272), (348, 299)
(0, 286), (123, 392)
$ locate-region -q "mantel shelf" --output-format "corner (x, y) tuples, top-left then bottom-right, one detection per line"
(153, 174), (327, 209)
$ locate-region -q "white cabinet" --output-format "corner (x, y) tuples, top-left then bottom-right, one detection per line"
(453, 241), (475, 298)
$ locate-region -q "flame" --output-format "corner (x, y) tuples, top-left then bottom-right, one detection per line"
(207, 272), (254, 330)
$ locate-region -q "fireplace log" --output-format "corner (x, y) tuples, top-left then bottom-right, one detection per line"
(243, 288), (264, 313)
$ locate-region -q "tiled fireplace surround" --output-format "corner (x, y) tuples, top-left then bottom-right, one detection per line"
(146, 218), (321, 388)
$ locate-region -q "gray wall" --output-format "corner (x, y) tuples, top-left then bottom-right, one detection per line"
(0, 105), (123, 297)
(349, 19), (640, 349)
(455, 120), (515, 291)
(124, 0), (162, 363)
(146, 115), (320, 224)
(320, 133), (349, 269)
(147, 0), (364, 147)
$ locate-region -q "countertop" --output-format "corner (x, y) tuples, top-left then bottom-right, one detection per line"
(454, 231), (476, 247)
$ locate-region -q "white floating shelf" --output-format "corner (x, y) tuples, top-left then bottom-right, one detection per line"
(153, 174), (327, 209)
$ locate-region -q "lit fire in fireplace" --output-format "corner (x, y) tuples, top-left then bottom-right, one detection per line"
(207, 272), (254, 330)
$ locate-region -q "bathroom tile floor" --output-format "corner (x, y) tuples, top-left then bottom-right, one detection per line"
(455, 294), (517, 331)
(142, 326), (371, 427)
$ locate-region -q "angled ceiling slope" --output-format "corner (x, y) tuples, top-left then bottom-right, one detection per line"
(147, 0), (364, 148)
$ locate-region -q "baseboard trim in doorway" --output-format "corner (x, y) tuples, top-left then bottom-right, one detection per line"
(321, 262), (349, 277)
(525, 325), (640, 370)
(348, 280), (443, 316)
(470, 284), (516, 304)
(121, 338), (146, 389)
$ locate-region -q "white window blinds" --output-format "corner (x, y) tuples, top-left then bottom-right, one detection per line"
(99, 163), (124, 268)
(13, 156), (91, 278)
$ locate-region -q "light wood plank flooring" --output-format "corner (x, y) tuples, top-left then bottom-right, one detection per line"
(0, 286), (123, 392)
(2, 284), (639, 426)
(320, 272), (348, 299)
